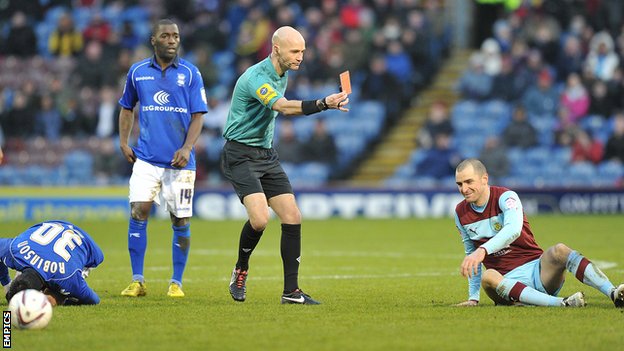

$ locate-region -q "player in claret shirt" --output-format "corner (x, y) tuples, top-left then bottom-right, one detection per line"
(1, 220), (104, 306)
(453, 158), (624, 308)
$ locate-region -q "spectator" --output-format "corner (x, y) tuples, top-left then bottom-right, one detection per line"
(203, 87), (230, 134)
(584, 31), (619, 82)
(119, 20), (141, 51)
(417, 101), (453, 149)
(3, 11), (37, 57)
(502, 105), (538, 149)
(560, 72), (590, 123)
(360, 55), (403, 120)
(415, 133), (460, 178)
(522, 68), (560, 117)
(479, 136), (509, 181)
(603, 112), (624, 163)
(73, 40), (113, 89)
(384, 40), (415, 98)
(92, 137), (121, 184)
(4, 89), (36, 138)
(82, 12), (112, 44)
(274, 120), (304, 164)
(34, 94), (62, 142)
(48, 13), (83, 57)
(234, 6), (272, 62)
(571, 128), (603, 164)
(457, 52), (493, 101)
(555, 35), (585, 82)
(302, 119), (337, 165)
(588, 79), (615, 117)
(481, 38), (502, 76)
(95, 86), (118, 138)
(490, 55), (523, 102)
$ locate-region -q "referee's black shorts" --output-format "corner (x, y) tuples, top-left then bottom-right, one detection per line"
(220, 140), (293, 202)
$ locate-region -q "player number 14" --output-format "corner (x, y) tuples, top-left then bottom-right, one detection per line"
(179, 188), (193, 205)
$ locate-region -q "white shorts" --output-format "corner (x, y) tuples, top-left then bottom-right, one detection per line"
(129, 159), (196, 218)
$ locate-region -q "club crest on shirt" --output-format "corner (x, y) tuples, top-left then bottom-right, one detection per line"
(177, 73), (186, 87)
(491, 219), (503, 232)
(256, 83), (277, 105)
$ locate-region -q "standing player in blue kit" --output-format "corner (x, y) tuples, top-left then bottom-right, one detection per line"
(118, 19), (208, 298)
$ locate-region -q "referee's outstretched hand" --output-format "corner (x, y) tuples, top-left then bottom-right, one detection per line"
(325, 91), (350, 112)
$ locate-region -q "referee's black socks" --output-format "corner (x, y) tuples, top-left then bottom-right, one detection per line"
(281, 223), (301, 293)
(236, 220), (263, 271)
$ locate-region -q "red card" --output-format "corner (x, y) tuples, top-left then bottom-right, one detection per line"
(340, 71), (352, 94)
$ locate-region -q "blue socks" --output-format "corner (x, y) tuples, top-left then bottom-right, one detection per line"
(128, 218), (147, 282)
(171, 224), (191, 286)
(566, 250), (614, 297)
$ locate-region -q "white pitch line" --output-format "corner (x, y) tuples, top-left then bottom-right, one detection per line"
(95, 271), (457, 284)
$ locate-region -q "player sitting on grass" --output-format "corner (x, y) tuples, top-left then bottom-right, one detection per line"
(453, 159), (624, 307)
(1, 220), (104, 306)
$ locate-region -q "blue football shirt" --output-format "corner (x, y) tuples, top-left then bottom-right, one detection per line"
(119, 56), (208, 170)
(0, 220), (104, 305)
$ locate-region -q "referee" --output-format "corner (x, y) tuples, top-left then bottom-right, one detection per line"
(222, 26), (349, 305)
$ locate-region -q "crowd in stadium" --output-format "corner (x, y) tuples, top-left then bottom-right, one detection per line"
(391, 1), (624, 189)
(0, 0), (451, 186)
(0, 1), (623, 188)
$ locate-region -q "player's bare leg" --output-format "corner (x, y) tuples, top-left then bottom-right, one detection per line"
(481, 269), (514, 305)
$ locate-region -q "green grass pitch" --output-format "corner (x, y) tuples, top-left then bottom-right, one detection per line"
(3, 215), (624, 350)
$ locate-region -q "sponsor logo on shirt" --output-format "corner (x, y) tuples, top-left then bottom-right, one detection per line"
(153, 90), (170, 105)
(256, 83), (277, 105)
(136, 76), (155, 81)
(141, 90), (188, 113)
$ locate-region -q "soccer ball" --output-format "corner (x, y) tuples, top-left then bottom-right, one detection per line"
(8, 289), (53, 330)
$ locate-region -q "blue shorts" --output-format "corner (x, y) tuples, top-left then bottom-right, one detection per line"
(503, 257), (563, 296)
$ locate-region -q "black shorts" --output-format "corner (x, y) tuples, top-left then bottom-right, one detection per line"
(220, 140), (293, 201)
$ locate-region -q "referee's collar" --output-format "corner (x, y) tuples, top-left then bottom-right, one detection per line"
(149, 55), (180, 68)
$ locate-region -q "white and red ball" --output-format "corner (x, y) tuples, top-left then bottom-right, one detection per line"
(8, 289), (53, 330)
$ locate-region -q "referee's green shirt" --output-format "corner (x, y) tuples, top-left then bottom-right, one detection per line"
(223, 56), (288, 148)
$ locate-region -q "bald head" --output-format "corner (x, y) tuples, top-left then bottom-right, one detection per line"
(272, 26), (305, 47)
(271, 26), (306, 75)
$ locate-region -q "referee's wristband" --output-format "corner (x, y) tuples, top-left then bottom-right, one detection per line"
(302, 99), (327, 115)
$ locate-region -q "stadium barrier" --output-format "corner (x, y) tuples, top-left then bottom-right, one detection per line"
(1, 188), (623, 221)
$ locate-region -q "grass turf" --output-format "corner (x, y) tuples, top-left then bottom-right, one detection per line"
(3, 215), (624, 350)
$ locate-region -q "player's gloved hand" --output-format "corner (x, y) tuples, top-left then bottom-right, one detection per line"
(82, 268), (92, 279)
(456, 300), (479, 307)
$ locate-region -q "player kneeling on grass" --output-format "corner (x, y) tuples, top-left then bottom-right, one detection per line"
(1, 220), (104, 306)
(453, 159), (624, 308)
